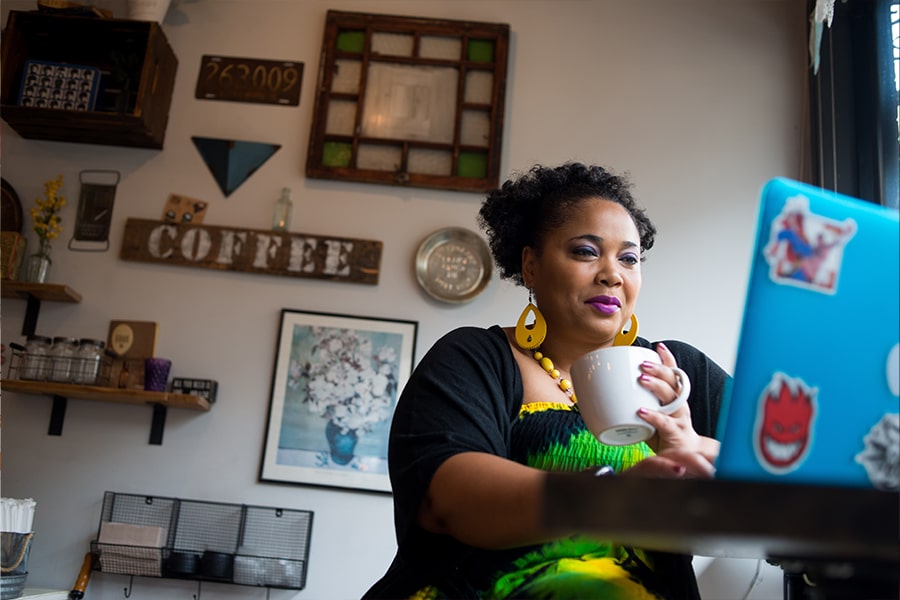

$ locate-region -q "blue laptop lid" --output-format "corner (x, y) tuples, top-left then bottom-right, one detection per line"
(715, 178), (899, 489)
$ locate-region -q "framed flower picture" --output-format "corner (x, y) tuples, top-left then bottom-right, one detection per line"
(260, 309), (417, 492)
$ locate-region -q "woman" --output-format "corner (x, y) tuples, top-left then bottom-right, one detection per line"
(365, 163), (729, 599)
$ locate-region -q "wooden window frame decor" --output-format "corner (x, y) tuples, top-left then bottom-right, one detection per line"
(260, 309), (417, 492)
(305, 10), (510, 193)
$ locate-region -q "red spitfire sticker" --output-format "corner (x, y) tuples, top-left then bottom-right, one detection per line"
(754, 372), (818, 474)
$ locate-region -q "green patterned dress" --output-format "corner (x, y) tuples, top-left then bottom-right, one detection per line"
(365, 326), (726, 600)
(485, 401), (660, 600)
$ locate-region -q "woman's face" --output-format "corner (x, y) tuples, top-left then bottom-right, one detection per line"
(523, 198), (642, 350)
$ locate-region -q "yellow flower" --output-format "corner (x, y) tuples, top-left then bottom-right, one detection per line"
(31, 174), (66, 255)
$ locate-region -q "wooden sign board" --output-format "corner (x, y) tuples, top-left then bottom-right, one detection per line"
(195, 55), (303, 106)
(120, 219), (382, 285)
(107, 320), (158, 358)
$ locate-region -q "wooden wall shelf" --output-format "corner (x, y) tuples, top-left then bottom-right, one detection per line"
(1, 380), (211, 445)
(1, 280), (82, 337)
(0, 380), (210, 411)
(1, 281), (83, 302)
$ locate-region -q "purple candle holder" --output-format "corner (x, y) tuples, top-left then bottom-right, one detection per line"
(144, 358), (172, 392)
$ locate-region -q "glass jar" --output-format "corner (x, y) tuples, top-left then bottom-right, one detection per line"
(21, 335), (52, 380)
(49, 336), (79, 383)
(75, 338), (105, 385)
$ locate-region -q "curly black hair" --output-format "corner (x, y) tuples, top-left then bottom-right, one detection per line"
(477, 162), (657, 286)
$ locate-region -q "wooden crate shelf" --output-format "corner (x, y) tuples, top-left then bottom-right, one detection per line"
(1, 10), (178, 148)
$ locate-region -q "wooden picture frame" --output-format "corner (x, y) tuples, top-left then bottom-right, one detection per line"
(260, 309), (417, 492)
(305, 10), (510, 193)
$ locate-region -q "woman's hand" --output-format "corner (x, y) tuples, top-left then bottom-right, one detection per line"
(636, 342), (718, 461)
(623, 447), (716, 479)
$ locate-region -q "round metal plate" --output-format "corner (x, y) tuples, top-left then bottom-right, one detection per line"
(415, 227), (493, 303)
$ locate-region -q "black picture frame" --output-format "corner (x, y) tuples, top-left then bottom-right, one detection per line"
(260, 309), (417, 492)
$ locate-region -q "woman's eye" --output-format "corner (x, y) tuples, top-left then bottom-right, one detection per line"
(619, 253), (639, 265)
(572, 246), (598, 258)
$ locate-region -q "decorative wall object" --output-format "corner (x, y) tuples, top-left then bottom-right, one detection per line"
(120, 219), (383, 285)
(305, 10), (510, 193)
(260, 309), (417, 492)
(1, 233), (27, 280)
(415, 227), (493, 303)
(69, 170), (119, 252)
(1, 178), (24, 234)
(162, 194), (208, 224)
(191, 137), (281, 197)
(107, 320), (159, 389)
(195, 55), (303, 106)
(17, 60), (100, 111)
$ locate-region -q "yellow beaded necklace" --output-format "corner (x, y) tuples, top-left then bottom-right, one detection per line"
(531, 349), (577, 403)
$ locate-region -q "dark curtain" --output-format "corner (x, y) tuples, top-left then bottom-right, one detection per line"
(809, 0), (899, 208)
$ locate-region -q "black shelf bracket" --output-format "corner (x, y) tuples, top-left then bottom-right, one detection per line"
(150, 404), (167, 445)
(49, 394), (67, 435)
(45, 395), (170, 445)
(22, 293), (41, 337)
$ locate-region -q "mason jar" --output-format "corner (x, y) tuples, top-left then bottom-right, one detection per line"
(75, 338), (105, 385)
(22, 335), (52, 380)
(49, 336), (79, 383)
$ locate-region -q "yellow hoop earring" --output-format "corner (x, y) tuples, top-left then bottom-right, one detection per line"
(614, 314), (639, 346)
(515, 290), (547, 350)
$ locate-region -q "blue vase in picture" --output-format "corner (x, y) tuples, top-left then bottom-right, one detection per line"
(325, 419), (358, 465)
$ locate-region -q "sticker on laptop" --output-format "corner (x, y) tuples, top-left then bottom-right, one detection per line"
(854, 413), (899, 491)
(763, 195), (856, 294)
(855, 343), (900, 491)
(753, 372), (818, 475)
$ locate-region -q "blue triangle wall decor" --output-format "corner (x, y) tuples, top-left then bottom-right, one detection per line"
(192, 137), (281, 197)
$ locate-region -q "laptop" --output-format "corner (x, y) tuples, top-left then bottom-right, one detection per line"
(714, 178), (899, 490)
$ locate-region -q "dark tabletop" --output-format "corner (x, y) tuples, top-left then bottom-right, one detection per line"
(543, 472), (899, 566)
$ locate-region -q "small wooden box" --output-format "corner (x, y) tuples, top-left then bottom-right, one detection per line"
(0, 232), (27, 280)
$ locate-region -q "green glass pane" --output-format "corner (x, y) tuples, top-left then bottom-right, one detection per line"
(457, 152), (487, 178)
(337, 31), (365, 53)
(323, 142), (352, 167)
(467, 39), (494, 63)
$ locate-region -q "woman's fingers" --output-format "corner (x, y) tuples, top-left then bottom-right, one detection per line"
(638, 343), (683, 404)
(655, 342), (677, 367)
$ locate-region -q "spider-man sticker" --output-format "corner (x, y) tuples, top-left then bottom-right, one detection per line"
(753, 372), (818, 475)
(763, 195), (856, 294)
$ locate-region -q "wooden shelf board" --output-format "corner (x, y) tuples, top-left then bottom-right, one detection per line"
(1, 380), (210, 411)
(1, 281), (82, 303)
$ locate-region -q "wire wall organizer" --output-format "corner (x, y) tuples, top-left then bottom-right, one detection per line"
(89, 491), (313, 590)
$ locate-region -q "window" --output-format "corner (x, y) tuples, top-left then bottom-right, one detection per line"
(809, 0), (899, 208)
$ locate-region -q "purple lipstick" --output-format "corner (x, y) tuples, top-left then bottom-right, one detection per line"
(587, 295), (621, 314)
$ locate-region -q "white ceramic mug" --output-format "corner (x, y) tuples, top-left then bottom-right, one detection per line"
(570, 346), (691, 445)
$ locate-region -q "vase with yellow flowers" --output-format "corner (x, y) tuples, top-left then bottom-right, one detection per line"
(25, 175), (65, 283)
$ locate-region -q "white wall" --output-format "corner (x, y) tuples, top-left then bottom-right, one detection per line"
(1, 1), (805, 598)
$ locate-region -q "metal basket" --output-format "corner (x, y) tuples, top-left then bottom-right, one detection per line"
(1, 532), (33, 577)
(0, 572), (28, 600)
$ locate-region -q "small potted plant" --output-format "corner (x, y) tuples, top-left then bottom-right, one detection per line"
(25, 174), (65, 283)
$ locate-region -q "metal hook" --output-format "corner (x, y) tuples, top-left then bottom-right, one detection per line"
(123, 575), (134, 598)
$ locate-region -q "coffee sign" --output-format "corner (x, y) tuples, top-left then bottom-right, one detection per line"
(121, 219), (382, 285)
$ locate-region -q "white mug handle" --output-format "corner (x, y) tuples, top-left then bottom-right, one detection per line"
(655, 367), (691, 415)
